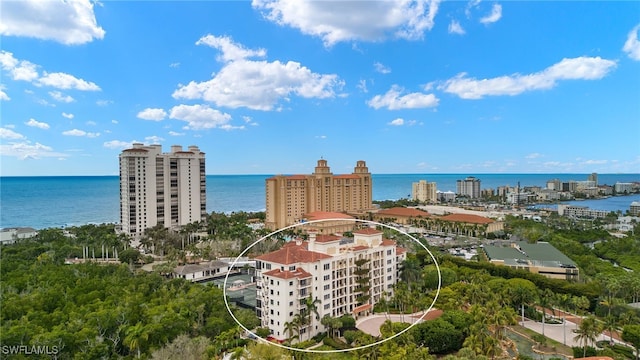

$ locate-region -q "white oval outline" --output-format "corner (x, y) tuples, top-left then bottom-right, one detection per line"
(223, 218), (441, 354)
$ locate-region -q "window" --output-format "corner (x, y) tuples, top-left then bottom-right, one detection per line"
(324, 285), (330, 290)
(323, 275), (330, 281)
(289, 291), (293, 296)
(324, 304), (330, 310)
(323, 264), (330, 270)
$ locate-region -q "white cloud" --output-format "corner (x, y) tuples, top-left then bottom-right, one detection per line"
(103, 140), (133, 150)
(219, 124), (246, 131)
(137, 108), (167, 121)
(623, 24), (640, 61)
(480, 3), (502, 24)
(448, 20), (465, 35)
(145, 135), (164, 144)
(86, 121), (96, 126)
(315, 135), (327, 139)
(49, 90), (75, 103)
(97, 100), (112, 106)
(0, 128), (25, 139)
(62, 112), (74, 119)
(38, 72), (100, 91)
(368, 85), (439, 109)
(0, 86), (9, 101)
(357, 79), (368, 93)
(196, 34), (267, 62)
(374, 62), (391, 74)
(170, 62), (180, 68)
(525, 152), (542, 159)
(25, 118), (50, 130)
(0, 141), (68, 160)
(173, 35), (343, 111)
(0, 51), (39, 81)
(252, 0), (440, 47)
(169, 104), (233, 130)
(62, 129), (100, 138)
(111, 120), (118, 124)
(0, 0), (105, 45)
(168, 131), (185, 136)
(388, 118), (405, 126)
(441, 56), (617, 99)
(242, 116), (259, 126)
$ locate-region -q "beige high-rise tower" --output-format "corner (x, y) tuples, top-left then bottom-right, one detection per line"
(265, 159), (373, 230)
(119, 143), (206, 239)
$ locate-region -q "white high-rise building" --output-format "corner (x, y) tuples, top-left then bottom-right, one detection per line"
(456, 176), (481, 199)
(255, 228), (406, 342)
(119, 144), (206, 239)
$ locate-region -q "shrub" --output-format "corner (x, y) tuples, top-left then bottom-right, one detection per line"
(323, 337), (350, 350)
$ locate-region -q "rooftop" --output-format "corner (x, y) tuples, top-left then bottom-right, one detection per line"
(484, 241), (577, 268)
(377, 207), (430, 217)
(256, 241), (332, 265)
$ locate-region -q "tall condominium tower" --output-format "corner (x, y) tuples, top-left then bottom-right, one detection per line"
(412, 179), (437, 202)
(265, 159), (373, 230)
(456, 176), (481, 199)
(119, 144), (206, 239)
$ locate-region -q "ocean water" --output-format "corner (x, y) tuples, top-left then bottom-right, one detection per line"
(1, 174), (638, 230)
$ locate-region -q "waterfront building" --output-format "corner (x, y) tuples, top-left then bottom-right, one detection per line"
(0, 227), (37, 244)
(412, 180), (437, 203)
(615, 182), (634, 194)
(172, 260), (230, 282)
(255, 228), (406, 342)
(546, 179), (562, 191)
(437, 190), (456, 202)
(588, 173), (598, 185)
(557, 204), (608, 219)
(301, 211), (356, 234)
(265, 159), (373, 230)
(456, 176), (481, 199)
(630, 202), (640, 216)
(484, 241), (579, 281)
(119, 144), (206, 240)
(438, 213), (504, 234)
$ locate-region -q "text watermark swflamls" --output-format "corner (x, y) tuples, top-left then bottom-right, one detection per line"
(1, 345), (60, 356)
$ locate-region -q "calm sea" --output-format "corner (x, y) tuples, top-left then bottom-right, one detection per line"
(1, 174), (638, 230)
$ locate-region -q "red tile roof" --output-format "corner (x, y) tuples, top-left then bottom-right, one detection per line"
(377, 207), (430, 217)
(263, 268), (312, 279)
(256, 242), (332, 264)
(122, 148), (148, 152)
(438, 213), (494, 224)
(352, 245), (369, 251)
(305, 211), (354, 220)
(396, 247), (407, 255)
(354, 228), (382, 235)
(352, 304), (372, 313)
(381, 239), (396, 246)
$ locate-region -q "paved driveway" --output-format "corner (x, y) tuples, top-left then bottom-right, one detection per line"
(356, 310), (443, 337)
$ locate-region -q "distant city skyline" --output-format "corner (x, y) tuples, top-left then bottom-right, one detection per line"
(1, 1), (639, 176)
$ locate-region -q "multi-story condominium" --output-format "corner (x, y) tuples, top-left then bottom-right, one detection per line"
(412, 180), (437, 203)
(615, 182), (634, 194)
(119, 144), (206, 239)
(437, 190), (456, 202)
(546, 179), (562, 191)
(456, 176), (481, 199)
(254, 228), (406, 342)
(630, 202), (640, 216)
(265, 159), (373, 230)
(588, 173), (598, 185)
(557, 204), (608, 219)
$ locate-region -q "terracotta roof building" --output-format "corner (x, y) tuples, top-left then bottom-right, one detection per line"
(373, 207), (431, 224)
(265, 159), (374, 230)
(255, 228), (407, 342)
(437, 213), (504, 234)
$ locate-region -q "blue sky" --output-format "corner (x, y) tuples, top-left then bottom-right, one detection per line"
(1, 0), (639, 176)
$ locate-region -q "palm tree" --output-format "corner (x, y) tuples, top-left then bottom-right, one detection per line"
(538, 288), (554, 336)
(573, 316), (602, 357)
(283, 320), (299, 344)
(399, 257), (421, 290)
(124, 322), (149, 358)
(604, 315), (618, 344)
(303, 294), (320, 340)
